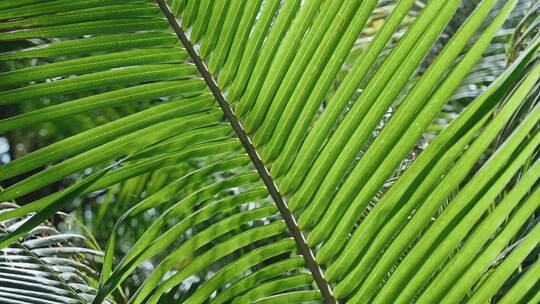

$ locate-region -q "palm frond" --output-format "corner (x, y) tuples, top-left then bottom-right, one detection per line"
(0, 0), (538, 303)
(0, 201), (106, 304)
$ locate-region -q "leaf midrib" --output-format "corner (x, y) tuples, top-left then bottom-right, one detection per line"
(154, 0), (336, 303)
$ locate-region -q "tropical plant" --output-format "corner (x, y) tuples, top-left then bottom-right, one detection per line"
(0, 0), (538, 303)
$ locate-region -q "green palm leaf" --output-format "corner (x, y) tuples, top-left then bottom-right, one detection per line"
(0, 0), (538, 303)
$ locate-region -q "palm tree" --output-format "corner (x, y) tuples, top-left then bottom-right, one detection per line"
(0, 0), (538, 303)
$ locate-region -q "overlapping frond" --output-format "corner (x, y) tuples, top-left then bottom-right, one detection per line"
(0, 201), (105, 304)
(0, 0), (538, 303)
